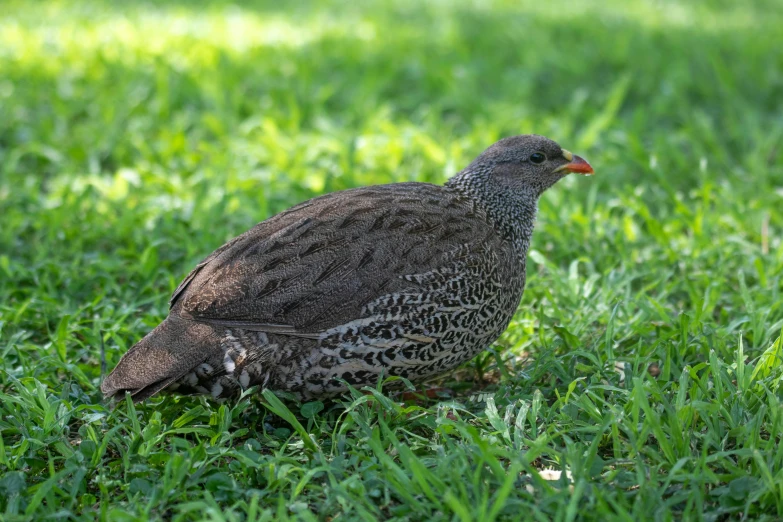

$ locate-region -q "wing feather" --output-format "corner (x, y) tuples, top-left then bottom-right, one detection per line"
(170, 183), (499, 334)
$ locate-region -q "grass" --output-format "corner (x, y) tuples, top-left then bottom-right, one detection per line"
(1, 0), (782, 519)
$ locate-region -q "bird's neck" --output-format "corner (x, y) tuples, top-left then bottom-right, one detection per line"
(445, 167), (539, 262)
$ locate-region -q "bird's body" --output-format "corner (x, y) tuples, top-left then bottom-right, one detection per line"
(101, 135), (593, 402)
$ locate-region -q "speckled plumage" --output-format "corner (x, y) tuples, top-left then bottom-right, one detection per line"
(101, 135), (593, 402)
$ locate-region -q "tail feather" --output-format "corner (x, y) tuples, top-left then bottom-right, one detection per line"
(127, 375), (181, 403)
(101, 316), (222, 402)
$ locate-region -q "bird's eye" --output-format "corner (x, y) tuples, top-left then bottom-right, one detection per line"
(529, 152), (546, 164)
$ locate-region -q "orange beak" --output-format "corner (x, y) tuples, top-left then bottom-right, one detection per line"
(555, 149), (594, 176)
(562, 155), (594, 175)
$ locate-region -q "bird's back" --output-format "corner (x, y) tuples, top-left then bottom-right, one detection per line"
(170, 182), (517, 333)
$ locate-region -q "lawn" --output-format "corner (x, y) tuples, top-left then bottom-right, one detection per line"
(1, 0), (782, 520)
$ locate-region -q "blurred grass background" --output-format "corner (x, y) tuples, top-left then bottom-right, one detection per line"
(1, 0), (782, 520)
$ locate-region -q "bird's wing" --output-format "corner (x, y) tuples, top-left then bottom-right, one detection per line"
(169, 183), (501, 334)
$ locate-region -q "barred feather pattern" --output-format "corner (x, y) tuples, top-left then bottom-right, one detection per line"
(169, 243), (525, 399)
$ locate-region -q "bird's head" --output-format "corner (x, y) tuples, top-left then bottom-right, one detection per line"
(458, 134), (594, 197)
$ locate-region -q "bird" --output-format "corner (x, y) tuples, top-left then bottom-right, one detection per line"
(101, 134), (593, 402)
